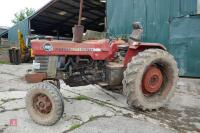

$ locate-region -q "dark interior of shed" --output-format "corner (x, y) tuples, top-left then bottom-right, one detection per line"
(30, 0), (106, 39)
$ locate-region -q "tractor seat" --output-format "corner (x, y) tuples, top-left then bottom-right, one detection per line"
(129, 22), (143, 43)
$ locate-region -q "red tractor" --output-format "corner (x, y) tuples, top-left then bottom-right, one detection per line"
(25, 1), (178, 126)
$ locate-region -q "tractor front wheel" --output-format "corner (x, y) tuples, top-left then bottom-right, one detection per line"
(123, 49), (178, 110)
(26, 82), (64, 126)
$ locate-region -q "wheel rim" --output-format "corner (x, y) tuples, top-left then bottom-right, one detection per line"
(142, 66), (163, 95)
(33, 94), (52, 114)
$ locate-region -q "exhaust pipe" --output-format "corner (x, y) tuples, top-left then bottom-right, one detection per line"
(73, 0), (84, 43)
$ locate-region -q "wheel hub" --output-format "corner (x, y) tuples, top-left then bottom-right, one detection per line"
(33, 94), (52, 114)
(142, 66), (163, 94)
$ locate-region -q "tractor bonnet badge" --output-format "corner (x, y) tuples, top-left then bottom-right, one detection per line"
(43, 43), (53, 51)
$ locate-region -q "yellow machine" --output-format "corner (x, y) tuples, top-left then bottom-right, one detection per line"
(9, 30), (33, 64)
(18, 30), (26, 60)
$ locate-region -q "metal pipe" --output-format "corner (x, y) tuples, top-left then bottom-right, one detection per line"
(57, 58), (72, 71)
(78, 0), (84, 25)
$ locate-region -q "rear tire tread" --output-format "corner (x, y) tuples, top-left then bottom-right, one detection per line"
(123, 49), (178, 110)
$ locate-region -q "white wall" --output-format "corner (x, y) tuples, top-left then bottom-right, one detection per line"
(198, 0), (200, 14)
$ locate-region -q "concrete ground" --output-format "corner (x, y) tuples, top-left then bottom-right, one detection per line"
(0, 64), (199, 133)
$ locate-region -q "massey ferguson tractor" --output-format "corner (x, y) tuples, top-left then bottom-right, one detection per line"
(25, 0), (178, 126)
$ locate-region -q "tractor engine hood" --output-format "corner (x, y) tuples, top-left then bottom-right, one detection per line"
(31, 39), (112, 60)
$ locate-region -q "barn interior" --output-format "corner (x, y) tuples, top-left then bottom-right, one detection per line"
(29, 0), (106, 39)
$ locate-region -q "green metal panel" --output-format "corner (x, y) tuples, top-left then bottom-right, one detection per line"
(107, 0), (199, 77)
(180, 0), (197, 15)
(8, 18), (29, 45)
(107, 0), (147, 39)
(169, 16), (200, 77)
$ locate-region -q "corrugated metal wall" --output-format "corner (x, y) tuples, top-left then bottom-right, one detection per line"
(8, 18), (29, 45)
(0, 29), (6, 35)
(107, 0), (197, 43)
(107, 0), (200, 77)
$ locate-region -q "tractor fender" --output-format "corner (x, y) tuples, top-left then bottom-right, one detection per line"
(129, 43), (166, 50)
(124, 43), (166, 66)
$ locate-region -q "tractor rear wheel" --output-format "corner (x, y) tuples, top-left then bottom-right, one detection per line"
(123, 49), (178, 110)
(26, 82), (64, 126)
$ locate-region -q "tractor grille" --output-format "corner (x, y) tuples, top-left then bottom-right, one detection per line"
(34, 56), (49, 73)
